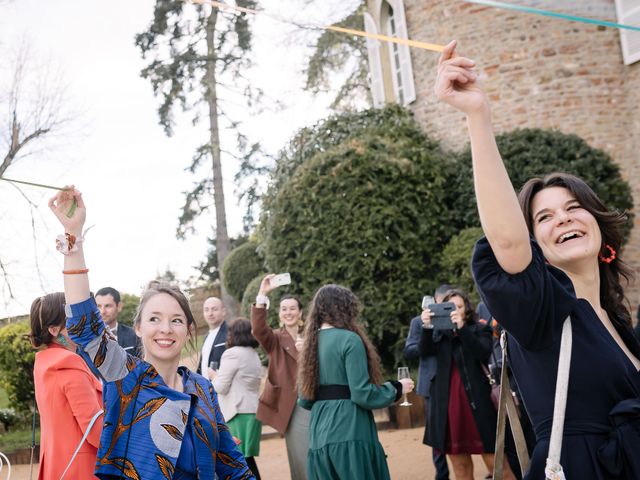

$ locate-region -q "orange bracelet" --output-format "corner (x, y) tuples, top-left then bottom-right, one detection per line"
(62, 268), (89, 275)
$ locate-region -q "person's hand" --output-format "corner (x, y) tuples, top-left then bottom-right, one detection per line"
(207, 368), (218, 381)
(258, 274), (277, 296)
(421, 308), (434, 328)
(294, 335), (304, 352)
(434, 40), (487, 116)
(451, 310), (465, 330)
(399, 378), (414, 394)
(48, 186), (86, 236)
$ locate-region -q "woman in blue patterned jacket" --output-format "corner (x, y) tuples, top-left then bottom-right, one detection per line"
(49, 186), (254, 480)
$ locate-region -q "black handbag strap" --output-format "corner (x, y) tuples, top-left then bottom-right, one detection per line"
(493, 332), (530, 479)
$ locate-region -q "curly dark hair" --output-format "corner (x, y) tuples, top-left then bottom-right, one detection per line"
(226, 318), (259, 348)
(442, 288), (478, 325)
(518, 172), (634, 328)
(298, 284), (383, 400)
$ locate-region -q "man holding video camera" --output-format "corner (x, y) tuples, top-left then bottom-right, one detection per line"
(403, 284), (452, 480)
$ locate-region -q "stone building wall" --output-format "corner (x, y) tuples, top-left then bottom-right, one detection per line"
(370, 0), (640, 309)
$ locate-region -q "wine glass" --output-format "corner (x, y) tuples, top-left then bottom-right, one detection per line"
(397, 367), (412, 407)
(209, 361), (219, 371)
(422, 295), (434, 310)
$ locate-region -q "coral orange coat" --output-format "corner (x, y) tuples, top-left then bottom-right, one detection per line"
(34, 343), (103, 480)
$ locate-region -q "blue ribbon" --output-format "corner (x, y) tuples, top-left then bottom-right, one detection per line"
(464, 0), (640, 32)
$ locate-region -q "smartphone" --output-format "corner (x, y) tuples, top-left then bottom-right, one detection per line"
(428, 302), (456, 330)
(271, 273), (291, 287)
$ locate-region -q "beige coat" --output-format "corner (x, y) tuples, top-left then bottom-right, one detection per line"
(251, 306), (300, 434)
(213, 345), (262, 422)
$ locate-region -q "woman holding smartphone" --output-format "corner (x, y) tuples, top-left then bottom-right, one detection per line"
(251, 274), (309, 480)
(420, 288), (514, 480)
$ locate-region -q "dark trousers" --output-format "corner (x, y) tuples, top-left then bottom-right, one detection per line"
(424, 397), (450, 480)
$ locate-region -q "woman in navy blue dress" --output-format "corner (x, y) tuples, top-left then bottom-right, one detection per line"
(435, 40), (640, 479)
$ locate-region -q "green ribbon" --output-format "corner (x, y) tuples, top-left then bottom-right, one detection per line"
(464, 0), (640, 32)
(0, 176), (77, 218)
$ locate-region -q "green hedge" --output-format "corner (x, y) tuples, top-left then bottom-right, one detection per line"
(222, 241), (263, 302)
(451, 128), (634, 238)
(437, 227), (484, 303)
(261, 106), (456, 367)
(0, 323), (35, 413)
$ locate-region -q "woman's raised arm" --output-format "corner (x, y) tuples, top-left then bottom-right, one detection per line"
(435, 41), (531, 273)
(49, 187), (91, 303)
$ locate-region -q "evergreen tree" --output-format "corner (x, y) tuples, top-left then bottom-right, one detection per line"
(135, 0), (261, 314)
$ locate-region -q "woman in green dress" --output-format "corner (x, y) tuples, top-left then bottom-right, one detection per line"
(298, 284), (414, 480)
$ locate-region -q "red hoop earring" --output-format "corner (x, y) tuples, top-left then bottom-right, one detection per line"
(598, 244), (616, 264)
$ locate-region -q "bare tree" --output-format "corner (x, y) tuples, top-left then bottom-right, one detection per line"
(0, 43), (73, 302)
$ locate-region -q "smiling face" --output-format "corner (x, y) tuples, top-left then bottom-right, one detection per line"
(279, 298), (302, 329)
(531, 186), (602, 269)
(135, 292), (191, 366)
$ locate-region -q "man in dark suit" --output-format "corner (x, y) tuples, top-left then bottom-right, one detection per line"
(404, 284), (452, 480)
(198, 296), (228, 379)
(95, 287), (142, 357)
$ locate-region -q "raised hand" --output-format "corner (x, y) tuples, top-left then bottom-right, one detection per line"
(48, 187), (86, 235)
(434, 40), (486, 115)
(421, 308), (434, 328)
(258, 274), (277, 296)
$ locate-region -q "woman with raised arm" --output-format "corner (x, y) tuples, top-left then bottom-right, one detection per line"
(49, 187), (254, 480)
(252, 274), (309, 480)
(435, 41), (640, 479)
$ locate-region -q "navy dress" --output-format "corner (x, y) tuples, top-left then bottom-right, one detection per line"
(472, 238), (640, 479)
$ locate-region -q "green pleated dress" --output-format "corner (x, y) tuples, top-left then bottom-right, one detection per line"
(298, 328), (398, 480)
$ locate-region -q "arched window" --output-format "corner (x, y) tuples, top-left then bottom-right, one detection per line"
(364, 0), (416, 106)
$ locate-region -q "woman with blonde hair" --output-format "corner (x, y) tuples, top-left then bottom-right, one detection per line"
(49, 187), (254, 479)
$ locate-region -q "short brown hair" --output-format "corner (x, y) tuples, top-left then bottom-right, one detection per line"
(226, 318), (259, 348)
(29, 292), (66, 348)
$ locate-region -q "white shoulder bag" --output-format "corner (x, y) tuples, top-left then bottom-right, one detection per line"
(59, 409), (103, 480)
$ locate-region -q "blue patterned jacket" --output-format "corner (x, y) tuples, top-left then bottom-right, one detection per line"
(66, 297), (254, 480)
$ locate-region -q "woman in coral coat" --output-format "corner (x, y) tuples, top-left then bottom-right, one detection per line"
(30, 292), (103, 480)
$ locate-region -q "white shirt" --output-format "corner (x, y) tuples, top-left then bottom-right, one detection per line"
(200, 326), (221, 373)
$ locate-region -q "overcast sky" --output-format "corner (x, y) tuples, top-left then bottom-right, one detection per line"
(0, 0), (360, 317)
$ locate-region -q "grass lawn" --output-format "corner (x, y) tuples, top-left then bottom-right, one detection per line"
(0, 426), (39, 453)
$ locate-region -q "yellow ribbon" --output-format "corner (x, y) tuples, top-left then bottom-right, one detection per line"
(188, 0), (445, 53)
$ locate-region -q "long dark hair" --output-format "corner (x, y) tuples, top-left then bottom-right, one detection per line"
(29, 292), (66, 347)
(298, 284), (382, 400)
(518, 172), (633, 327)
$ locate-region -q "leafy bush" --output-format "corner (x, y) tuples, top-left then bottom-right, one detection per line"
(451, 128), (634, 239)
(0, 408), (21, 432)
(437, 227), (484, 303)
(0, 323), (35, 414)
(119, 293), (141, 326)
(222, 241), (264, 302)
(261, 106), (458, 367)
(241, 275), (263, 318)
